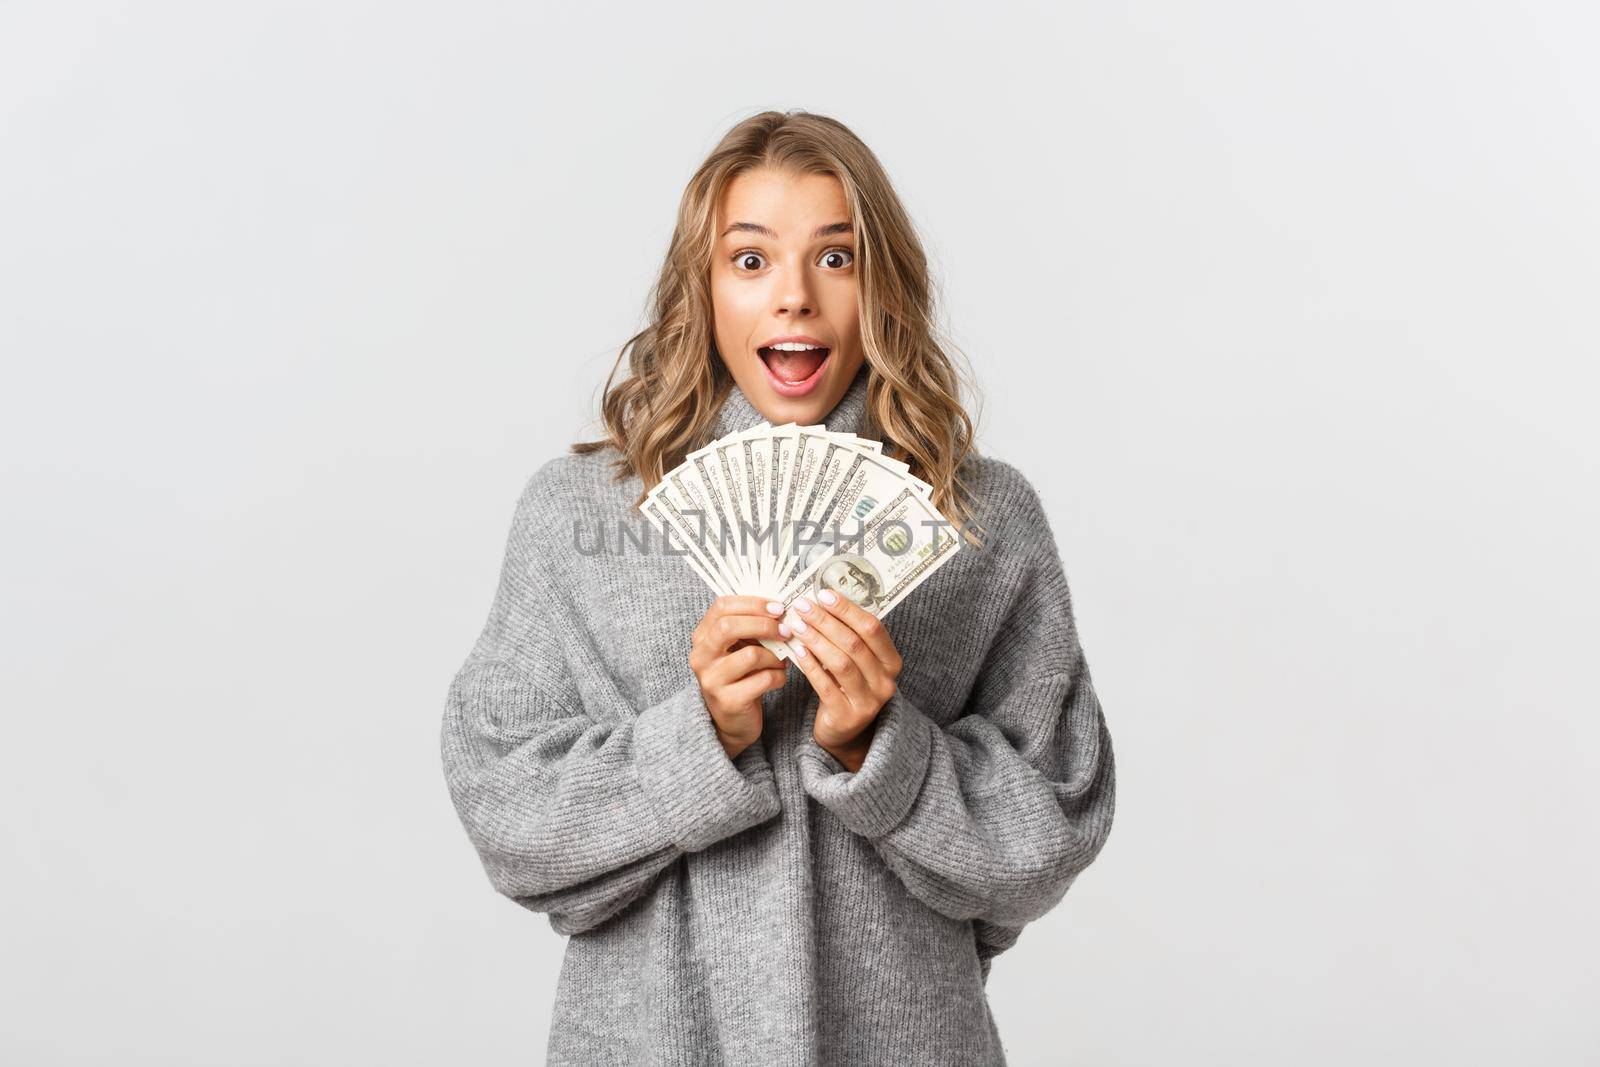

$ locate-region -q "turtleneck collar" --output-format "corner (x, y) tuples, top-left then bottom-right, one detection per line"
(711, 365), (873, 440)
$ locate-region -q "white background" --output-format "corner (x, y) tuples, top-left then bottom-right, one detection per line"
(2, 2), (1596, 1064)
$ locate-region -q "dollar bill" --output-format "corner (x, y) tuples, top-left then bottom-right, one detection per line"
(639, 423), (960, 662)
(771, 482), (962, 644)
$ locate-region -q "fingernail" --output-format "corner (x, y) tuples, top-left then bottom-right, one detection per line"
(817, 589), (837, 605)
(766, 601), (784, 616)
(778, 623), (792, 638)
(792, 616), (808, 634)
(793, 641), (808, 658)
(796, 598), (813, 613)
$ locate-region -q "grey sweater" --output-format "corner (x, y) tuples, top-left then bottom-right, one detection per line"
(439, 369), (1116, 1066)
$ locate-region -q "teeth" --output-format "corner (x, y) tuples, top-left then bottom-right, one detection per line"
(765, 342), (824, 352)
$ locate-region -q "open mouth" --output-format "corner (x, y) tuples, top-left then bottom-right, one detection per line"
(758, 346), (831, 396)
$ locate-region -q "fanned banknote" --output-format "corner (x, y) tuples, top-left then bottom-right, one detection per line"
(639, 421), (954, 661)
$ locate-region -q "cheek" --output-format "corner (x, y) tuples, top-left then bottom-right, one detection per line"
(712, 281), (764, 333)
(823, 287), (862, 345)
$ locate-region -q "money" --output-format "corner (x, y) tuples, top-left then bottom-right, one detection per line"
(639, 420), (957, 661)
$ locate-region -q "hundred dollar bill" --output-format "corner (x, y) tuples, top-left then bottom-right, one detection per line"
(649, 448), (750, 591)
(647, 420), (944, 661)
(639, 495), (794, 662)
(769, 436), (932, 596)
(697, 432), (765, 590)
(761, 426), (921, 593)
(731, 426), (780, 597)
(748, 426), (788, 594)
(768, 429), (855, 597)
(772, 482), (962, 642)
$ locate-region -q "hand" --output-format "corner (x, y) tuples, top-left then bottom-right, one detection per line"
(688, 596), (790, 760)
(786, 588), (903, 773)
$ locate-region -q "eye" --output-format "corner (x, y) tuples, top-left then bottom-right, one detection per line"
(729, 246), (856, 273)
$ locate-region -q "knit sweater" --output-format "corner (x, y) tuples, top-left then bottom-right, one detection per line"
(438, 368), (1116, 1066)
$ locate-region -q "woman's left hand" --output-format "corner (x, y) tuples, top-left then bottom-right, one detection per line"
(785, 588), (903, 772)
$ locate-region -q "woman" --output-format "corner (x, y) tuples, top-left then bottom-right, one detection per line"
(439, 109), (1116, 1066)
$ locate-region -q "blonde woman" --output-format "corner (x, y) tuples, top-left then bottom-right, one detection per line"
(440, 110), (1116, 1066)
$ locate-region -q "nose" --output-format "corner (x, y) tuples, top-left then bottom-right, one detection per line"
(773, 262), (816, 318)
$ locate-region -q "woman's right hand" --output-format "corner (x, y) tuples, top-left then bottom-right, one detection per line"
(689, 596), (791, 759)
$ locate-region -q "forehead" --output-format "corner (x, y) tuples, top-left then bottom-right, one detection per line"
(717, 167), (850, 235)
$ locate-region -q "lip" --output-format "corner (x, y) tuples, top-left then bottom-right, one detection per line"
(757, 342), (832, 398)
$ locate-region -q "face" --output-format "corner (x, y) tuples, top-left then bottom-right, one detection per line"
(819, 556), (881, 609)
(835, 566), (870, 603)
(710, 166), (866, 424)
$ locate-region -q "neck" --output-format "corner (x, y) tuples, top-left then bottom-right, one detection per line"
(711, 367), (873, 439)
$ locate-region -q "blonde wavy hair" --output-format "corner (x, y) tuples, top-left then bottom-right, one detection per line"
(571, 108), (983, 542)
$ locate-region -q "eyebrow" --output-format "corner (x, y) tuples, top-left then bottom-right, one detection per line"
(719, 221), (855, 240)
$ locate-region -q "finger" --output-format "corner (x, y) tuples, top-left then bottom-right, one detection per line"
(810, 589), (901, 674)
(707, 595), (788, 622)
(697, 613), (789, 655)
(707, 643), (784, 687)
(705, 643), (785, 688)
(723, 666), (788, 708)
(791, 598), (887, 708)
(789, 612), (878, 713)
(697, 595), (788, 652)
(788, 636), (845, 707)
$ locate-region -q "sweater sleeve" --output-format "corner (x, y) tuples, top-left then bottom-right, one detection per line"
(794, 477), (1116, 934)
(440, 474), (783, 936)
